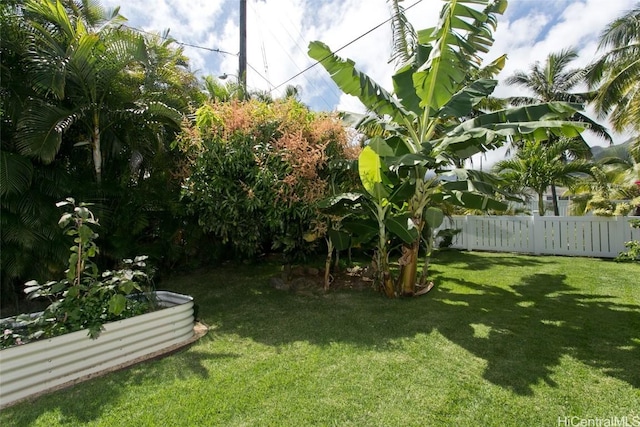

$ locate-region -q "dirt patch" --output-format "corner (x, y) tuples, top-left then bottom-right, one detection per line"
(269, 265), (376, 294)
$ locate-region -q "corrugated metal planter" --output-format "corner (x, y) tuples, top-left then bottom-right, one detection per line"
(0, 291), (194, 408)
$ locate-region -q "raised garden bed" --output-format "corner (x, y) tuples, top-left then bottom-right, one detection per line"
(0, 291), (196, 409)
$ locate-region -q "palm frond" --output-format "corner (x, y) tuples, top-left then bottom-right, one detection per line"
(15, 100), (77, 163)
(0, 150), (33, 196)
(598, 4), (640, 50)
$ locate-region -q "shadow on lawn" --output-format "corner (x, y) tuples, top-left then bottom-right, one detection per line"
(429, 273), (640, 395)
(433, 249), (553, 270)
(4, 256), (637, 424)
(203, 255), (639, 396)
(2, 348), (238, 426)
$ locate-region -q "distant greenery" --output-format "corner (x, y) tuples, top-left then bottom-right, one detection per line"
(1, 252), (638, 426)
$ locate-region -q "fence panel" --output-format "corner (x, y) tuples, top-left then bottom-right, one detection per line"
(444, 215), (639, 258)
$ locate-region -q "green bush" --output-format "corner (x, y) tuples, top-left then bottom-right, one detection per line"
(176, 99), (358, 261)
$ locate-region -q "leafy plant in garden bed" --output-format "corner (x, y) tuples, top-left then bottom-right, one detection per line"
(0, 199), (154, 349)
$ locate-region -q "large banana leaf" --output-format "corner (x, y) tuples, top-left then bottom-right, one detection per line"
(424, 206), (444, 229)
(386, 213), (419, 244)
(358, 146), (390, 202)
(413, 0), (507, 112)
(435, 187), (508, 211)
(327, 229), (351, 252)
(437, 78), (498, 118)
(308, 41), (412, 126)
(435, 102), (586, 159)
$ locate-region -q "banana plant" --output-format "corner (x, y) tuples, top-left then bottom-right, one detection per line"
(309, 0), (586, 296)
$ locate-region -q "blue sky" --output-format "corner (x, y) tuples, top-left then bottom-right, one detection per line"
(100, 0), (636, 161)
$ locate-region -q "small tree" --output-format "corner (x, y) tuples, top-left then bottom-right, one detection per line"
(493, 139), (594, 216)
(15, 199), (151, 344)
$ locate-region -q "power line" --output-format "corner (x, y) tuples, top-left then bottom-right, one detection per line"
(248, 1), (336, 109)
(271, 0), (424, 92)
(121, 24), (237, 56)
(122, 23), (276, 89)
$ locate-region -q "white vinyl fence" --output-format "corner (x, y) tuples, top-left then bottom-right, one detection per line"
(443, 215), (640, 258)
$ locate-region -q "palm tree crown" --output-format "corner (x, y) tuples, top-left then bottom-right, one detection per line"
(507, 48), (612, 144)
(588, 4), (640, 134)
(493, 139), (594, 216)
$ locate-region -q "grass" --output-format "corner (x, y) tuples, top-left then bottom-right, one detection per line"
(1, 251), (639, 426)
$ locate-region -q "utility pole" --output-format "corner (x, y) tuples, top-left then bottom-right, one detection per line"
(239, 0), (247, 99)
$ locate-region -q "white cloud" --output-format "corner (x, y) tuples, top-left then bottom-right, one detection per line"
(99, 0), (636, 155)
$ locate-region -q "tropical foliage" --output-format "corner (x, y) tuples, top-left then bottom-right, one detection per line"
(493, 139), (593, 216)
(505, 48), (611, 215)
(588, 4), (640, 145)
(176, 98), (359, 261)
(1, 200), (152, 349)
(2, 0), (638, 312)
(309, 0), (585, 297)
(567, 141), (640, 216)
(0, 0), (201, 305)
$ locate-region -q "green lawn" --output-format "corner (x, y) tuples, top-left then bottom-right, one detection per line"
(2, 251), (639, 426)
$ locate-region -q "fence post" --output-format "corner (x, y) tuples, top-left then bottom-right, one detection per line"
(531, 213), (541, 255)
(616, 216), (628, 256)
(466, 215), (473, 252)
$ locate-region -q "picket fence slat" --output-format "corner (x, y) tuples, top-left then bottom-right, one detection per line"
(444, 215), (640, 258)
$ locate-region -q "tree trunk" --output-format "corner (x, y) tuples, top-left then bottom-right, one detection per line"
(420, 253), (430, 287)
(550, 184), (559, 216)
(419, 225), (434, 287)
(398, 241), (419, 297)
(324, 238), (333, 291)
(92, 115), (102, 184)
(375, 204), (394, 297)
(382, 271), (395, 298)
(538, 192), (545, 216)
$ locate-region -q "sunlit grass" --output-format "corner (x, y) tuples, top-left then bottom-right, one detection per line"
(1, 251), (638, 426)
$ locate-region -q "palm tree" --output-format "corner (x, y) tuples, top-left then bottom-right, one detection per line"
(1, 0), (196, 304)
(15, 0), (183, 184)
(506, 48), (612, 215)
(587, 4), (640, 147)
(493, 139), (594, 216)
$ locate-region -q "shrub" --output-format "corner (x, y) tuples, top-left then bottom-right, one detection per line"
(176, 99), (359, 261)
(615, 219), (640, 263)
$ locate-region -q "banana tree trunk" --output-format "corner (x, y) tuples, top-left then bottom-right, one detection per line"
(374, 204), (394, 298)
(419, 224), (434, 287)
